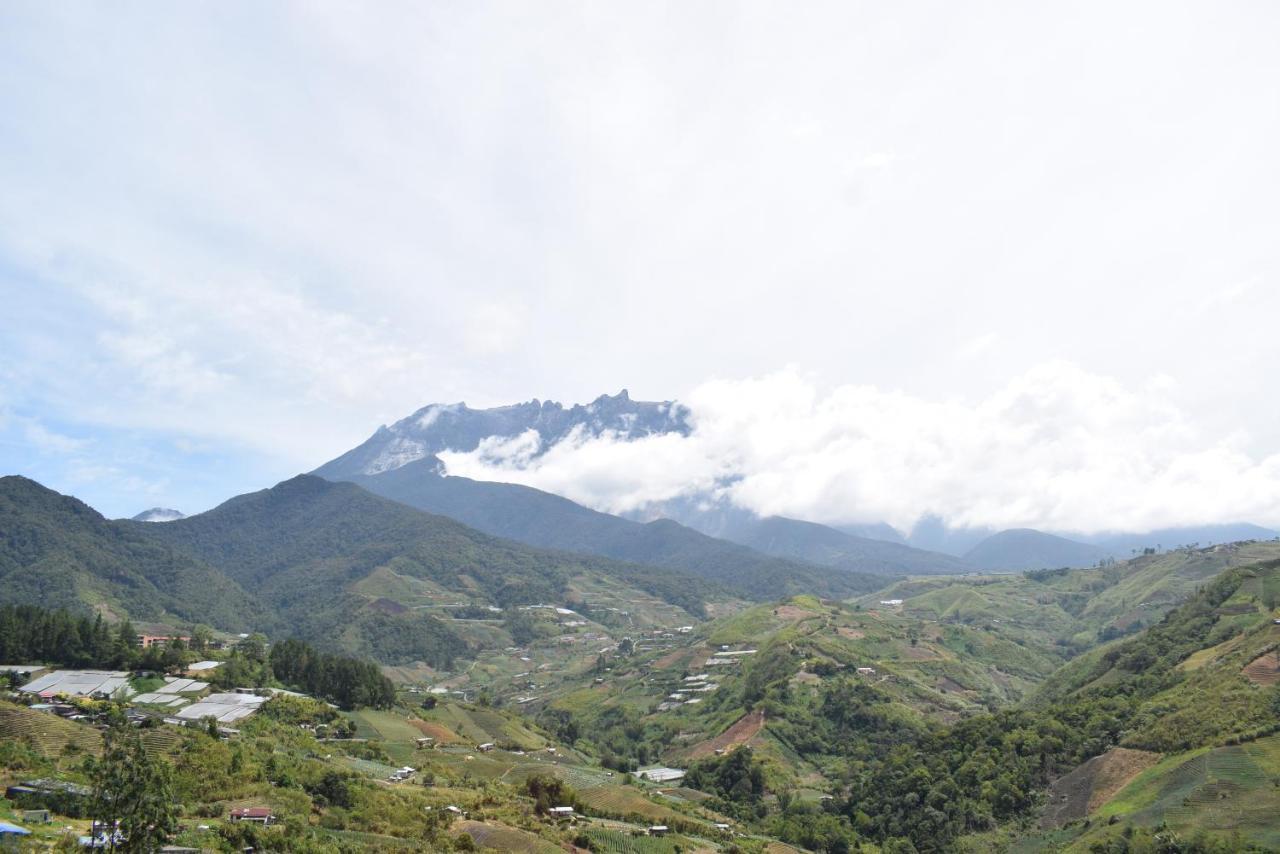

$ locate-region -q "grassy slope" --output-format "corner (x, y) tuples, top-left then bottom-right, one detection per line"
(862, 540), (1280, 653)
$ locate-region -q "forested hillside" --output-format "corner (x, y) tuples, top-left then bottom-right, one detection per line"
(0, 476), (266, 632)
(338, 459), (888, 599)
(130, 475), (722, 664)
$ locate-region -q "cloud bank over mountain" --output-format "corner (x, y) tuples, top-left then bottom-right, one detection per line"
(440, 363), (1280, 534)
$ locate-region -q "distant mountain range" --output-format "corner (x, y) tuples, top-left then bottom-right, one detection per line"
(314, 392), (1277, 574)
(333, 458), (903, 595)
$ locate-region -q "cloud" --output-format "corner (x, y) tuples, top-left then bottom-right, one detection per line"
(440, 362), (1280, 533)
(1, 3), (1279, 519)
(22, 419), (91, 454)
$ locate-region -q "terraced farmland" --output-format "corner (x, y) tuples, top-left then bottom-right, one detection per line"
(0, 701), (101, 759)
(583, 826), (709, 853)
(577, 785), (690, 824)
(1094, 736), (1280, 848)
(451, 819), (562, 853)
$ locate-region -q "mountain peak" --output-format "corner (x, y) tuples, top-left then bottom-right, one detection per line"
(314, 392), (690, 480)
(131, 507), (186, 523)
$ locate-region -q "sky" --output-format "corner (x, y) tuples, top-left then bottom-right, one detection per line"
(2, 2), (1279, 528)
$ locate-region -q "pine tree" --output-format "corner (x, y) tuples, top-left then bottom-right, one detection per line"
(88, 716), (178, 852)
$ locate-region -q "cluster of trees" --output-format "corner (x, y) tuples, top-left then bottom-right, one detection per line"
(268, 638), (396, 709)
(0, 604), (216, 675)
(523, 773), (579, 815)
(685, 747), (766, 815)
(0, 605), (134, 669)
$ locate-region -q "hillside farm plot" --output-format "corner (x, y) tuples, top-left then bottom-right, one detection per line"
(1041, 747), (1161, 828)
(686, 709), (765, 760)
(583, 826), (715, 853)
(576, 785), (692, 825)
(0, 701), (102, 760)
(1242, 650), (1280, 685)
(1094, 736), (1280, 849)
(450, 820), (562, 853)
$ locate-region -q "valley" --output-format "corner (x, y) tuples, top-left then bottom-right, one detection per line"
(3, 470), (1280, 851)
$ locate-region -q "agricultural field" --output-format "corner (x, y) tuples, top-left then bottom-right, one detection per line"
(0, 700), (102, 763)
(1092, 735), (1280, 848)
(451, 819), (563, 853)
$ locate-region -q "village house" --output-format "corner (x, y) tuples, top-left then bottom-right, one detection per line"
(137, 634), (192, 648)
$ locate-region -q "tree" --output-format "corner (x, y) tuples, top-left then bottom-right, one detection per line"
(524, 773), (578, 815)
(88, 717), (178, 851)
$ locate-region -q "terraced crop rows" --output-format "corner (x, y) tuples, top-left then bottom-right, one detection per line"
(583, 827), (688, 853)
(0, 703), (101, 758)
(452, 820), (561, 853)
(577, 786), (687, 823)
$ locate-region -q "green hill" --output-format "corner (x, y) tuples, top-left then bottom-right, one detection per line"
(131, 475), (722, 665)
(963, 528), (1108, 571)
(338, 458), (889, 600)
(861, 540), (1280, 654)
(0, 475), (266, 632)
(721, 515), (971, 576)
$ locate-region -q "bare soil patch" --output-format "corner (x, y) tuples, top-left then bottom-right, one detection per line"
(1243, 650), (1280, 686)
(774, 604), (817, 620)
(369, 597), (409, 615)
(653, 648), (690, 669)
(837, 627), (865, 639)
(936, 676), (971, 694)
(1041, 747), (1160, 828)
(687, 709), (766, 760)
(411, 719), (463, 743)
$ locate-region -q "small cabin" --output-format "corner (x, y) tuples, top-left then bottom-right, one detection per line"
(229, 807), (275, 825)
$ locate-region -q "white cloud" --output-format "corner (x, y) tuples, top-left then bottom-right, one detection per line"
(440, 363), (1280, 533)
(1, 3), (1279, 516)
(22, 420), (90, 455)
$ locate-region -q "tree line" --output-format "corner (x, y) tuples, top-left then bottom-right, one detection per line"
(268, 638), (396, 710)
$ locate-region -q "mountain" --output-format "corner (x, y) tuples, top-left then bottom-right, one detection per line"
(1086, 522), (1279, 556)
(904, 514), (997, 556)
(833, 521), (906, 543)
(962, 527), (1108, 570)
(131, 474), (723, 664)
(0, 475), (264, 631)
(131, 507), (186, 522)
(314, 389), (689, 480)
(717, 515), (971, 575)
(335, 459), (888, 600)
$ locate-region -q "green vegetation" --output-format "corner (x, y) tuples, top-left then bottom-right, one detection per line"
(0, 475), (266, 632)
(269, 638), (397, 709)
(134, 475), (716, 663)
(88, 714), (179, 851)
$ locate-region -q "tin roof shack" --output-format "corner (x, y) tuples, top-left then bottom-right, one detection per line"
(229, 807), (275, 825)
